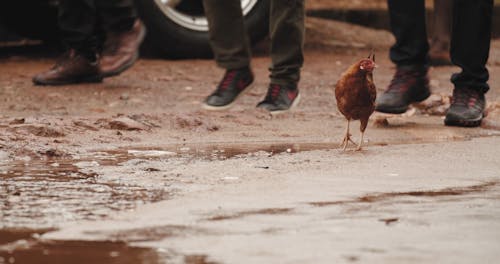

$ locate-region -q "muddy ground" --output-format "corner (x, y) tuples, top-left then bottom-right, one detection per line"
(1, 16), (500, 264)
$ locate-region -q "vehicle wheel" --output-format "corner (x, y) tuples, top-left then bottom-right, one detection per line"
(134, 0), (270, 58)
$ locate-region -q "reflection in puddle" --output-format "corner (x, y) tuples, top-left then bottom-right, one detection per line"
(0, 238), (166, 264)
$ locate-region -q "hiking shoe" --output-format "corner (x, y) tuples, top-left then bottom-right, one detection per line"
(202, 67), (254, 110)
(375, 65), (430, 114)
(100, 19), (146, 78)
(256, 83), (300, 115)
(444, 87), (485, 127)
(33, 49), (102, 85)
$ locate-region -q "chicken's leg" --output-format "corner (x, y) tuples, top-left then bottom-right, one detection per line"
(340, 119), (356, 151)
(357, 118), (369, 151)
(356, 131), (364, 151)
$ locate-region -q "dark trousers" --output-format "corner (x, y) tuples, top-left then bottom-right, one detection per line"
(58, 0), (136, 53)
(388, 0), (493, 92)
(202, 0), (305, 86)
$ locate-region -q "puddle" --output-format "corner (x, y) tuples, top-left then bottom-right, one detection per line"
(0, 229), (214, 264)
(0, 154), (168, 228)
(0, 143), (316, 229)
(0, 142), (328, 229)
(0, 239), (166, 264)
(0, 228), (54, 245)
(3, 140), (495, 229)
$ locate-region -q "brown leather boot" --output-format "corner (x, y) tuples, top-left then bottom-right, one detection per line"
(32, 50), (102, 85)
(100, 19), (146, 78)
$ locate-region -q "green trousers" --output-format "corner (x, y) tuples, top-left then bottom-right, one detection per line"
(203, 0), (305, 86)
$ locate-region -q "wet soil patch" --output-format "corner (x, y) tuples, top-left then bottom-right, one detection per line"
(309, 181), (498, 207)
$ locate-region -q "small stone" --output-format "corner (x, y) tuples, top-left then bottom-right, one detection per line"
(9, 118), (25, 125)
(109, 117), (150, 131)
(120, 93), (130, 100)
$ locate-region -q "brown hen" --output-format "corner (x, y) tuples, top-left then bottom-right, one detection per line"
(335, 54), (377, 151)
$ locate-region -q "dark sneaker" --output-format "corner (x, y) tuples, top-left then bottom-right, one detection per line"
(375, 65), (431, 114)
(444, 87), (485, 127)
(202, 67), (254, 110)
(256, 83), (300, 115)
(33, 50), (102, 85)
(100, 19), (146, 78)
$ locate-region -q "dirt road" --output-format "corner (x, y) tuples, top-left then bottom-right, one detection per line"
(1, 17), (500, 264)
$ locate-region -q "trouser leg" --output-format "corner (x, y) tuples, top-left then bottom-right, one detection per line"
(450, 0), (492, 93)
(202, 0), (251, 70)
(269, 0), (305, 86)
(58, 0), (98, 56)
(95, 0), (137, 32)
(387, 0), (428, 66)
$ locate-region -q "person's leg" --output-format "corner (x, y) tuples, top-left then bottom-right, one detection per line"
(388, 0), (428, 66)
(95, 0), (137, 32)
(96, 0), (145, 77)
(429, 0), (453, 65)
(376, 0), (430, 114)
(203, 0), (251, 70)
(445, 0), (493, 127)
(58, 0), (98, 58)
(257, 0), (304, 114)
(268, 0), (305, 86)
(32, 0), (102, 85)
(201, 0), (254, 110)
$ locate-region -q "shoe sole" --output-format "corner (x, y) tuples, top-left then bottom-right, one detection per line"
(201, 82), (255, 111)
(100, 24), (146, 78)
(33, 75), (103, 86)
(444, 115), (483, 127)
(375, 90), (431, 114)
(267, 93), (302, 116)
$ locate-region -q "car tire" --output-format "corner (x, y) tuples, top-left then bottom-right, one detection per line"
(134, 0), (270, 59)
